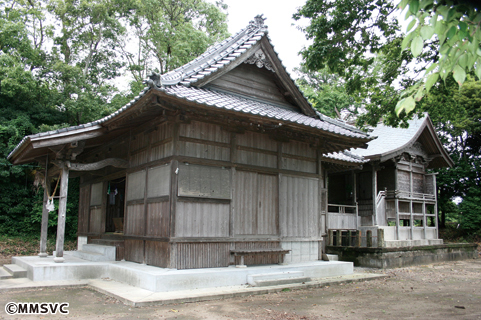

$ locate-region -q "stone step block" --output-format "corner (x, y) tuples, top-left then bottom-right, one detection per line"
(3, 264), (27, 278)
(247, 271), (310, 287)
(0, 268), (13, 280)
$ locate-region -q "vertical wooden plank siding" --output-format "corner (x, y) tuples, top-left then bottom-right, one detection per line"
(124, 239), (144, 264)
(176, 242), (230, 269)
(280, 175), (319, 238)
(144, 241), (169, 267)
(234, 171), (257, 235)
(178, 141), (230, 161)
(125, 204), (145, 235)
(146, 201), (170, 237)
(179, 121), (230, 143)
(89, 207), (102, 233)
(257, 174), (278, 235)
(78, 185), (90, 233)
(237, 131), (277, 151)
(175, 202), (229, 237)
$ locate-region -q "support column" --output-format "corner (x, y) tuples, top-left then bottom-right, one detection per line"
(38, 185), (49, 257)
(54, 163), (69, 263)
(372, 166), (378, 226)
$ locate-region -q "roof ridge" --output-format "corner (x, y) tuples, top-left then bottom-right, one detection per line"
(159, 15), (268, 87)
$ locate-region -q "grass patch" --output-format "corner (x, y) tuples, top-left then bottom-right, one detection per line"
(0, 235), (77, 260)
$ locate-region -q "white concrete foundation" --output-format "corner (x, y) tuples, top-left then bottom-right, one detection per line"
(12, 253), (354, 293)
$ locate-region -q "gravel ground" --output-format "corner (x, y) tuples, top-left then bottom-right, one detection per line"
(0, 259), (480, 320)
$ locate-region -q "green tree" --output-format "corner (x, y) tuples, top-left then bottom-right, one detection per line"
(120, 0), (229, 85)
(295, 67), (362, 122)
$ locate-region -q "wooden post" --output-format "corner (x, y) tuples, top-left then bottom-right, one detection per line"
(39, 185), (49, 257)
(328, 229), (334, 246)
(336, 230), (342, 247)
(372, 166), (378, 226)
(54, 163), (69, 263)
(348, 230), (353, 247)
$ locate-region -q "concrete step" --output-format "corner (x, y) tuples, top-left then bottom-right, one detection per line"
(0, 268), (13, 280)
(70, 249), (114, 262)
(76, 244), (116, 261)
(3, 264), (27, 278)
(322, 254), (339, 261)
(247, 271), (311, 287)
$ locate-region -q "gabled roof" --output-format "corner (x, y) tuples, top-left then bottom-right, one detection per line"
(156, 15), (316, 117)
(353, 115), (453, 168)
(8, 15), (372, 165)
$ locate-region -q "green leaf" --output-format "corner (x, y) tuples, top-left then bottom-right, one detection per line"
(477, 28), (481, 40)
(402, 32), (415, 50)
(453, 64), (466, 86)
(425, 62), (438, 74)
(414, 86), (424, 101)
(425, 73), (439, 92)
(458, 21), (468, 32)
(409, 0), (419, 15)
(477, 47), (481, 56)
(446, 26), (457, 40)
(407, 19), (416, 33)
(476, 63), (481, 79)
(459, 53), (468, 69)
(436, 5), (449, 18)
(399, 0), (410, 10)
(447, 8), (456, 21)
(420, 25), (434, 40)
(411, 35), (423, 57)
(395, 96), (416, 116)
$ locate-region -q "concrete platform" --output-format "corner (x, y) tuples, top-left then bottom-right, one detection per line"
(11, 253), (355, 292)
(0, 271), (386, 307)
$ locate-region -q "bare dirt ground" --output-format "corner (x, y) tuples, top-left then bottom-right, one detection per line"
(0, 259), (480, 320)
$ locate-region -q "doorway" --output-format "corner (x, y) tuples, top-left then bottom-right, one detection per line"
(105, 177), (125, 233)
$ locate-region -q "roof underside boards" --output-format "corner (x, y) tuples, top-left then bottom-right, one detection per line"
(352, 116), (453, 168)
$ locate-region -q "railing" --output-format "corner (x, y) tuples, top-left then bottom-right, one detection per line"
(327, 204), (357, 214)
(385, 190), (435, 201)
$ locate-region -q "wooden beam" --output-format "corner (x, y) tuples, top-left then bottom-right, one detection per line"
(54, 163), (69, 263)
(53, 158), (129, 171)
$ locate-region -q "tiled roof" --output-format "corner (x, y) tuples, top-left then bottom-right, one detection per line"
(352, 117), (426, 158)
(322, 151), (367, 164)
(160, 16), (268, 87)
(161, 85), (369, 139)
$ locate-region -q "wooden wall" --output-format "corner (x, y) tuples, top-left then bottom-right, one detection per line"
(79, 116), (328, 269)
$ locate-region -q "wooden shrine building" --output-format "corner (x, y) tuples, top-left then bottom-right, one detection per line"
(325, 116), (453, 247)
(9, 16), (372, 269)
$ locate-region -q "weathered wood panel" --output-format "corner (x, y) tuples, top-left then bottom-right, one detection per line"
(144, 240), (169, 267)
(130, 150), (149, 167)
(146, 201), (170, 237)
(125, 204), (145, 236)
(234, 241), (281, 265)
(413, 173), (424, 193)
(150, 122), (173, 143)
(178, 141), (230, 161)
(282, 157), (316, 173)
(234, 171), (257, 235)
(176, 242), (230, 269)
(130, 131), (149, 152)
(175, 201), (229, 237)
(124, 239), (144, 264)
(147, 165), (171, 198)
(283, 141), (316, 158)
(206, 63), (298, 110)
(397, 170), (410, 191)
(89, 207), (102, 233)
(237, 131), (277, 151)
(90, 182), (103, 206)
(425, 174), (435, 195)
(127, 170), (146, 201)
(179, 121), (229, 143)
(178, 164), (231, 199)
(327, 213), (357, 229)
(78, 185), (90, 234)
(257, 174), (278, 235)
(150, 141), (173, 161)
(280, 175), (319, 238)
(237, 149), (277, 168)
(358, 200), (373, 217)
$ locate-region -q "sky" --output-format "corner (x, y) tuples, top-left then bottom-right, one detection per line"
(219, 0), (310, 76)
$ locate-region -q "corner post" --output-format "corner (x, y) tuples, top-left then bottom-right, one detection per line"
(54, 162), (69, 263)
(39, 185), (49, 257)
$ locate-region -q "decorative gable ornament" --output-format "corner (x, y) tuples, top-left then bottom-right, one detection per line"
(244, 49), (275, 72)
